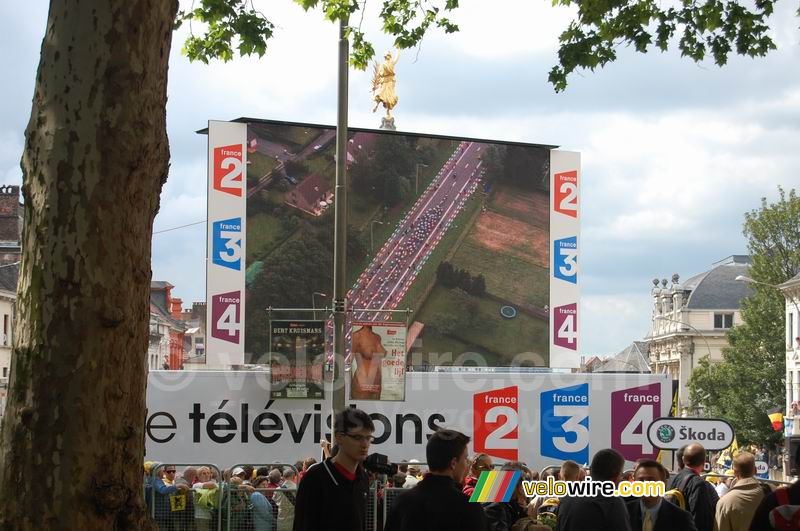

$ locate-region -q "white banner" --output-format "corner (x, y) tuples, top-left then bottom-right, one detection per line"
(146, 371), (670, 470)
(549, 150), (581, 368)
(206, 121), (247, 366)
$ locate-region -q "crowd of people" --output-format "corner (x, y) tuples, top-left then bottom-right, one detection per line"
(145, 409), (797, 531)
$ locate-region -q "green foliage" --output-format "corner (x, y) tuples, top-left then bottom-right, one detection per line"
(178, 0), (459, 71)
(436, 260), (487, 296)
(689, 187), (800, 446)
(549, 0), (779, 91)
(350, 134), (416, 207)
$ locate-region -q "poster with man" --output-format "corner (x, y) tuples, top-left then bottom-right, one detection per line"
(350, 321), (407, 401)
(270, 320), (325, 399)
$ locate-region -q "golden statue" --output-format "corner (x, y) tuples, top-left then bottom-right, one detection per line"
(372, 49), (400, 128)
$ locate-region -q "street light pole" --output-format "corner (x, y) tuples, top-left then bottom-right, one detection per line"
(736, 275), (800, 316)
(415, 163), (429, 195)
(370, 220), (384, 253)
(312, 292), (327, 320)
(332, 16), (350, 417)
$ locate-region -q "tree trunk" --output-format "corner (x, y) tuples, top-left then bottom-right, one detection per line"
(0, 0), (178, 528)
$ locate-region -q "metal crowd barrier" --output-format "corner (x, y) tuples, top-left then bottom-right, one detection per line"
(702, 473), (794, 487)
(148, 463), (224, 530)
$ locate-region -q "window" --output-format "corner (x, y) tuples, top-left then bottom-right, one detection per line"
(2, 367), (6, 378)
(714, 313), (734, 329)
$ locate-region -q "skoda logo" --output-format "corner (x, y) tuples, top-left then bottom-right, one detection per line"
(657, 424), (676, 443)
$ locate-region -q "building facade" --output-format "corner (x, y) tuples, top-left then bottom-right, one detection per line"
(780, 273), (800, 425)
(648, 255), (752, 415)
(149, 281), (187, 371)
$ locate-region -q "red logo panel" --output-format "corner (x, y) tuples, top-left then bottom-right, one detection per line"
(554, 170), (578, 218)
(473, 386), (519, 460)
(213, 144), (244, 197)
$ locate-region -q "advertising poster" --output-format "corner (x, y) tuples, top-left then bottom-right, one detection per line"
(350, 321), (407, 401)
(269, 320), (325, 399)
(146, 371), (671, 469)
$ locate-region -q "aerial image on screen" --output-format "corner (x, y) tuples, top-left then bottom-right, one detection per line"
(243, 121), (550, 367)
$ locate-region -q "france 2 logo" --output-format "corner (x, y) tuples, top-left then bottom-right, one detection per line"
(213, 144), (244, 197)
(553, 236), (577, 284)
(554, 170), (578, 218)
(473, 386), (519, 460)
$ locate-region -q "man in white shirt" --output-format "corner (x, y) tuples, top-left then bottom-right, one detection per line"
(403, 460), (421, 488)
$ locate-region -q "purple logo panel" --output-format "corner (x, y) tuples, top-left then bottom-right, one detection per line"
(211, 290), (241, 344)
(611, 383), (661, 461)
(553, 303), (577, 350)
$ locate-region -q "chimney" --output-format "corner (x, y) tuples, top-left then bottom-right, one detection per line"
(171, 298), (183, 319)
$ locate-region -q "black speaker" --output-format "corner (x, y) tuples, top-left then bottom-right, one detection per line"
(786, 436), (800, 476)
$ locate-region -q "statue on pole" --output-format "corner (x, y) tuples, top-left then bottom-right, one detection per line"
(372, 49), (400, 130)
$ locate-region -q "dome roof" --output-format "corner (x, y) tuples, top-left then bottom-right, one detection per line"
(684, 255), (753, 310)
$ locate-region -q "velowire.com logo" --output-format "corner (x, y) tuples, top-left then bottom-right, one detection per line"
(656, 424), (676, 443)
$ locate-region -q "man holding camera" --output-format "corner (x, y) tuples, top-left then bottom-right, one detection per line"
(293, 408), (375, 531)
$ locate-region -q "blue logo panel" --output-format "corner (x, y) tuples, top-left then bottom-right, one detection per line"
(212, 217), (242, 270)
(553, 236), (577, 284)
(541, 383), (589, 463)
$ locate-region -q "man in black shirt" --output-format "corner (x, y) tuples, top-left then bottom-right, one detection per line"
(667, 443), (718, 531)
(384, 428), (488, 531)
(293, 408), (374, 531)
(556, 448), (632, 531)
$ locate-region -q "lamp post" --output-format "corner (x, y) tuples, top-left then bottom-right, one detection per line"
(370, 220), (384, 253)
(312, 292), (327, 320)
(736, 275), (800, 316)
(415, 163), (429, 195)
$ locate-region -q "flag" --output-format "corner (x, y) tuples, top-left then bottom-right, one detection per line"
(717, 437), (739, 467)
(768, 407), (784, 432)
(468, 471), (522, 503)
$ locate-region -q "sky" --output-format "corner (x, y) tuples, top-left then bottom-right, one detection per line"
(1, 1), (798, 358)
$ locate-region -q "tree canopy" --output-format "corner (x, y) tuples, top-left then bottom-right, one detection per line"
(177, 0), (789, 91)
(689, 188), (800, 445)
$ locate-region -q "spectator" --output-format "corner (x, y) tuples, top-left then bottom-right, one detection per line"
(748, 443), (800, 530)
(293, 408), (373, 531)
(528, 462), (580, 517)
(560, 461), (582, 482)
(152, 465), (190, 531)
(464, 454), (493, 497)
(667, 443), (718, 531)
(252, 475), (275, 531)
(716, 470), (734, 498)
(556, 448), (632, 531)
(172, 467), (197, 529)
(231, 466), (248, 483)
(276, 468), (298, 531)
(625, 459), (696, 531)
(403, 460), (422, 489)
(715, 452), (764, 531)
(192, 466), (219, 531)
(256, 466), (270, 478)
(298, 457), (316, 484)
(384, 428), (487, 531)
(483, 462), (539, 531)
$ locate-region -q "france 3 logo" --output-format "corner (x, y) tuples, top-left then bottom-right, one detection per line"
(213, 144), (244, 197)
(212, 217), (242, 271)
(473, 386), (519, 460)
(553, 236), (577, 284)
(540, 384), (589, 464)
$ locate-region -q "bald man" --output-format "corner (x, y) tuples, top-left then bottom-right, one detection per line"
(351, 325), (386, 400)
(667, 443), (718, 531)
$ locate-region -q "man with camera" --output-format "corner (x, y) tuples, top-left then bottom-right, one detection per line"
(293, 408), (375, 531)
(384, 428), (488, 531)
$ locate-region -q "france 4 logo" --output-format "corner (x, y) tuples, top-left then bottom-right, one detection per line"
(553, 236), (577, 284)
(212, 217), (242, 271)
(473, 386), (519, 461)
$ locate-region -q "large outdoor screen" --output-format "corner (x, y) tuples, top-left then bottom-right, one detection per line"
(205, 119), (580, 369)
